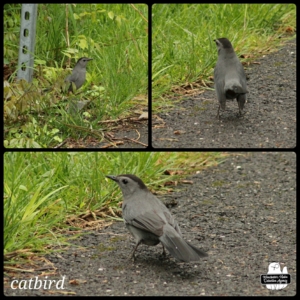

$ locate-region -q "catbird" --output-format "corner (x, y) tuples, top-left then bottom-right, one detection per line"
(214, 38), (248, 118)
(106, 174), (208, 262)
(65, 57), (93, 92)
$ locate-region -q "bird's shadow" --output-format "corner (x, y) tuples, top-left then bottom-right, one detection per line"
(122, 248), (208, 281)
(217, 111), (248, 123)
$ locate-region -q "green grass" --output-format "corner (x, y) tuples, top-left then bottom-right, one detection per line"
(152, 4), (296, 110)
(4, 4), (148, 147)
(4, 152), (226, 265)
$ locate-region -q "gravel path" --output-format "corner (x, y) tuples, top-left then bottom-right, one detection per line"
(152, 39), (296, 148)
(4, 152), (296, 296)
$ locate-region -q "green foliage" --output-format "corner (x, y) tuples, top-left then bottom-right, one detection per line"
(4, 4), (148, 147)
(152, 4), (296, 108)
(4, 152), (225, 262)
(4, 152), (69, 255)
(3, 4), (21, 63)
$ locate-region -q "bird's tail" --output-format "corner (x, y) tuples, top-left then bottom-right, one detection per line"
(159, 226), (207, 262)
(225, 81), (248, 96)
(186, 241), (208, 258)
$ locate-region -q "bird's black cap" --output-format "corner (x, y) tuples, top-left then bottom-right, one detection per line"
(215, 38), (233, 49)
(106, 174), (148, 190)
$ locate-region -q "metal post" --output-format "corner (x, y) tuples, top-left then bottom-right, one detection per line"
(17, 4), (38, 82)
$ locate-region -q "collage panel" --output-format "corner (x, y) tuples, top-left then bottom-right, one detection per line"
(4, 4), (149, 149)
(4, 152), (296, 295)
(152, 4), (296, 149)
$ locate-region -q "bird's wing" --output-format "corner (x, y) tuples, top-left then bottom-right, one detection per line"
(162, 210), (181, 234)
(124, 210), (165, 237)
(141, 191), (181, 232)
(65, 71), (79, 83)
(214, 62), (226, 96)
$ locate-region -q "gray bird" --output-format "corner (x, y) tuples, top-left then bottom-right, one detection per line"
(106, 174), (208, 262)
(65, 57), (93, 92)
(214, 38), (248, 118)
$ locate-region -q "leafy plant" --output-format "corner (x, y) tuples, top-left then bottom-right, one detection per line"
(4, 4), (148, 147)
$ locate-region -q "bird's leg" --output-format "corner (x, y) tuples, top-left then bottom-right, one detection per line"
(238, 101), (243, 117)
(129, 241), (141, 261)
(161, 244), (166, 257)
(216, 105), (221, 119)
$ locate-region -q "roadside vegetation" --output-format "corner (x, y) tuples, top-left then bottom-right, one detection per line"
(4, 152), (227, 268)
(4, 4), (148, 147)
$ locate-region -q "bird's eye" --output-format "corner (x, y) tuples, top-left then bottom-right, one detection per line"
(122, 179), (128, 184)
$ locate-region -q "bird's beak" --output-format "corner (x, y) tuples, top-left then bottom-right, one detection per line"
(87, 58), (93, 61)
(106, 175), (118, 182)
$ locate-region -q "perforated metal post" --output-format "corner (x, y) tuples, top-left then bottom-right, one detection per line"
(17, 4), (38, 82)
